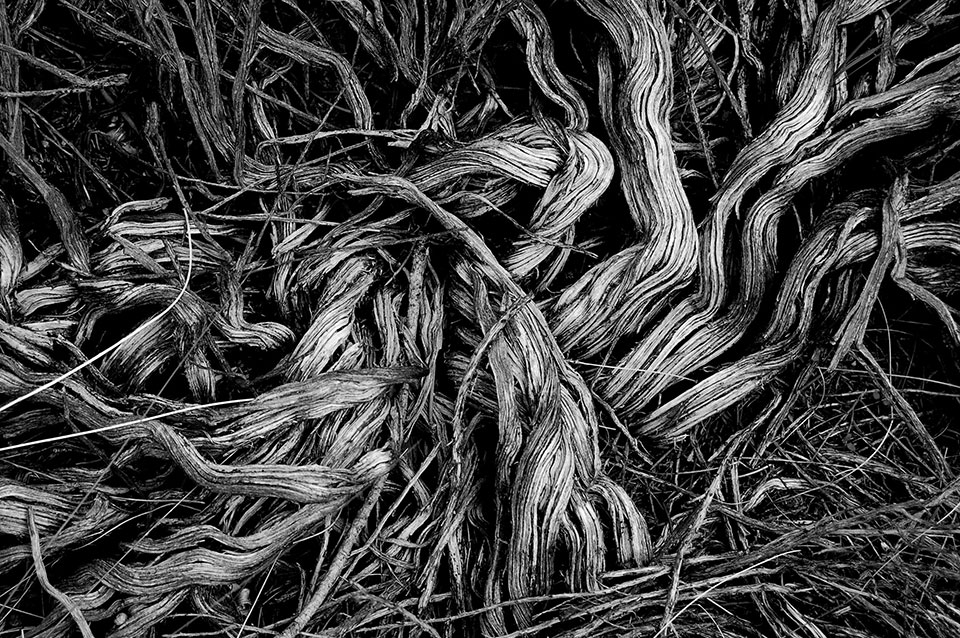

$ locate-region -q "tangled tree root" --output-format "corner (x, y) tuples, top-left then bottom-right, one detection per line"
(1, 0), (960, 636)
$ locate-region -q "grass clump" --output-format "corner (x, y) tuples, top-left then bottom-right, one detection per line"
(1, 0), (959, 636)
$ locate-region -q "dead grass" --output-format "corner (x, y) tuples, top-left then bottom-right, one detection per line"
(1, 0), (959, 636)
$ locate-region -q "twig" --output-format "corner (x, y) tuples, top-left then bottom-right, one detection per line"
(278, 477), (386, 638)
(27, 508), (95, 638)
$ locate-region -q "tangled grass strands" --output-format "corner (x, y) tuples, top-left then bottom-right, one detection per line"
(1, 0), (960, 636)
(0, 199), (195, 417)
(0, 397), (254, 454)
